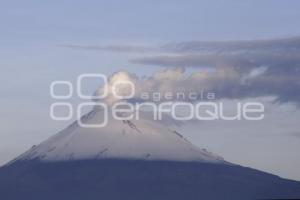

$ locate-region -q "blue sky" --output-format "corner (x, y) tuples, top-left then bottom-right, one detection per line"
(2, 0), (300, 43)
(1, 0), (300, 180)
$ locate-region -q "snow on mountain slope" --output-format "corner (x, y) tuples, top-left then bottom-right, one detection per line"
(11, 107), (226, 164)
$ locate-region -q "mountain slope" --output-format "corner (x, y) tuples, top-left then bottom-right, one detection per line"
(10, 108), (225, 163)
(1, 107), (300, 200)
(1, 159), (300, 200)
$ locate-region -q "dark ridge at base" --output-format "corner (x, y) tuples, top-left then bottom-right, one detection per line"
(0, 159), (300, 200)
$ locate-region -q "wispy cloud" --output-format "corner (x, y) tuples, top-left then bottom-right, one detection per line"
(132, 37), (300, 104)
(61, 37), (300, 105)
(60, 44), (158, 53)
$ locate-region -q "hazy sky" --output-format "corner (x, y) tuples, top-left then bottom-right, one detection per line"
(1, 0), (300, 180)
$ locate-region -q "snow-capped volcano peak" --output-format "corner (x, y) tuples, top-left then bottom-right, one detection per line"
(12, 107), (226, 164)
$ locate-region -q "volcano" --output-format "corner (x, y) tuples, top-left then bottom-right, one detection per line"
(0, 108), (300, 200)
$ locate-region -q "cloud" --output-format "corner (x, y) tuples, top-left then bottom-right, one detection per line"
(161, 36), (300, 53)
(132, 37), (300, 71)
(60, 44), (157, 53)
(91, 67), (270, 105)
(93, 66), (300, 105)
(131, 37), (300, 104)
(62, 37), (300, 105)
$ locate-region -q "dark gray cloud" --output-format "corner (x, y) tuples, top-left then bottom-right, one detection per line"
(61, 37), (300, 104)
(161, 36), (300, 53)
(132, 37), (300, 70)
(131, 37), (300, 104)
